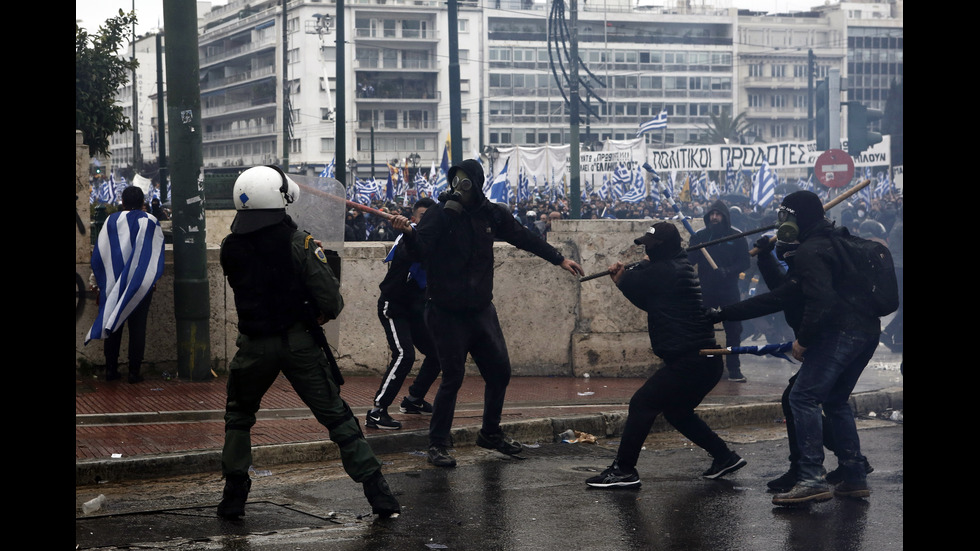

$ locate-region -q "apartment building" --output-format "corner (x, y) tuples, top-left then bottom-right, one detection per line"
(101, 0), (901, 180)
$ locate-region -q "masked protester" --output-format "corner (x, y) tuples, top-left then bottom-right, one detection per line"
(687, 200), (751, 382)
(389, 159), (584, 468)
(707, 229), (874, 494)
(586, 222), (746, 489)
(762, 190), (879, 506)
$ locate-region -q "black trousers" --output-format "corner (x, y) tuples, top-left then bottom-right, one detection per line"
(616, 354), (731, 471)
(373, 296), (441, 409)
(424, 302), (511, 448)
(104, 289), (153, 376)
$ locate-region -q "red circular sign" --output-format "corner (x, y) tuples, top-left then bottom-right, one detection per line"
(814, 149), (855, 188)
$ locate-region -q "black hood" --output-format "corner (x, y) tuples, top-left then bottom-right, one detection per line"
(446, 159), (486, 196)
(702, 199), (731, 229)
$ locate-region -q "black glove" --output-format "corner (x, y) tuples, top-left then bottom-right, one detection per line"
(754, 235), (776, 255)
(705, 307), (724, 324)
(444, 199), (463, 214)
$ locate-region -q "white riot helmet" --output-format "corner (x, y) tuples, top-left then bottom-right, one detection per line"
(230, 165), (301, 233)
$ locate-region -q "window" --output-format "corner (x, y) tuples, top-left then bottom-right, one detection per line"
(771, 64), (786, 78)
(321, 137), (335, 153)
(748, 94), (762, 108)
(459, 19), (468, 33)
(793, 94), (807, 109)
(290, 109), (300, 124)
(793, 64), (808, 78)
(771, 95), (786, 108)
(770, 124), (786, 139)
(290, 138), (302, 154)
(749, 63), (764, 77)
(460, 79), (470, 93)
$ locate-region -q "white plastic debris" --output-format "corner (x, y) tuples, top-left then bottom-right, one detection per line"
(577, 391), (595, 396)
(82, 494), (106, 514)
(890, 410), (903, 421)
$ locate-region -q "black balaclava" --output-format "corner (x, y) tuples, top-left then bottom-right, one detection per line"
(778, 191), (824, 242)
(634, 222), (682, 262)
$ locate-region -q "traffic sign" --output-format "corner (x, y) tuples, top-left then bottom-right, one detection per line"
(814, 149), (854, 188)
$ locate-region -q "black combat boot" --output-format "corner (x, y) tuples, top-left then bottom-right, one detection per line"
(217, 474), (251, 520)
(362, 470), (401, 518)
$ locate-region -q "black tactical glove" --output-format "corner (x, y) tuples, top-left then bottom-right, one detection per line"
(704, 307), (724, 324)
(444, 199), (463, 214)
(754, 235), (776, 255)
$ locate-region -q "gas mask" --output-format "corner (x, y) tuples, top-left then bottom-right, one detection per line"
(776, 205), (800, 243)
(451, 173), (475, 203)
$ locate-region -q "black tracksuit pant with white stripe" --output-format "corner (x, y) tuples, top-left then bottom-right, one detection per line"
(372, 295), (440, 409)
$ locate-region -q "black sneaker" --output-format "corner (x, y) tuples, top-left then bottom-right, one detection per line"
(476, 430), (523, 455)
(825, 458), (874, 485)
(362, 471), (401, 518)
(728, 368), (747, 383)
(767, 468), (798, 493)
(586, 461), (641, 488)
(702, 452), (747, 479)
(399, 396), (433, 415)
(427, 445), (457, 468)
(365, 409), (402, 430)
(217, 474), (251, 520)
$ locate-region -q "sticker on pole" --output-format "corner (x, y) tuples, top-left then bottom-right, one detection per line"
(814, 149), (855, 188)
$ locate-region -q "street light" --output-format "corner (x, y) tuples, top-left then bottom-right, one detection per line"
(482, 146), (499, 179)
(347, 158), (357, 190)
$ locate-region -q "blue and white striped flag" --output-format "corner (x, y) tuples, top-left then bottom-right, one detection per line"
(596, 174), (611, 202)
(636, 108), (668, 137)
(620, 167), (647, 203)
(85, 209), (165, 344)
(487, 158), (511, 205)
(320, 158), (335, 178)
(357, 177), (382, 204)
(99, 175), (115, 204)
(517, 167), (531, 203)
(611, 162), (631, 201)
(751, 158), (776, 210)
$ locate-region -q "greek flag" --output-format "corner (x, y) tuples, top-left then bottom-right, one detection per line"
(611, 162), (631, 201)
(357, 177), (382, 204)
(751, 158), (776, 210)
(99, 175), (115, 203)
(320, 158), (335, 178)
(636, 108), (668, 137)
(487, 158), (511, 205)
(85, 209), (165, 344)
(725, 161), (738, 194)
(596, 174), (611, 202)
(620, 167), (647, 203)
(518, 167), (531, 203)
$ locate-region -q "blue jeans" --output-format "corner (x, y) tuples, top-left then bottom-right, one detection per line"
(789, 329), (878, 486)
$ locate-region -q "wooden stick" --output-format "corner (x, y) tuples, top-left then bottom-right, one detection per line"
(293, 181), (396, 222)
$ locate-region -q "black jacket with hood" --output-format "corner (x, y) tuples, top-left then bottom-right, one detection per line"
(617, 246), (717, 361)
(687, 200), (750, 306)
(401, 159), (565, 312)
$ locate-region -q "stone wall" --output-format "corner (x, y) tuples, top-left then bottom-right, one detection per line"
(76, 131), (717, 379)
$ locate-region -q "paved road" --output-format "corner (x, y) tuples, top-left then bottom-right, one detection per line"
(76, 419), (903, 551)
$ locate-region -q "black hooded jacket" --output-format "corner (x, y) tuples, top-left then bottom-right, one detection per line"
(616, 249), (717, 361)
(790, 219), (880, 347)
(401, 159), (565, 312)
(687, 199), (750, 306)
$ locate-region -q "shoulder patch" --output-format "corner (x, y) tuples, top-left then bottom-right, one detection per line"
(304, 234), (315, 250)
(314, 246), (329, 264)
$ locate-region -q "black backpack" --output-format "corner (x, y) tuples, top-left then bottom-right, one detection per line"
(831, 228), (900, 317)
